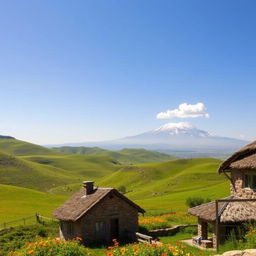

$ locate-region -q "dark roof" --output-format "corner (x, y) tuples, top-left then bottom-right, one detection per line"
(218, 141), (256, 173)
(53, 187), (145, 221)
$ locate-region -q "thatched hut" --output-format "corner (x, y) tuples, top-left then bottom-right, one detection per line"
(54, 181), (145, 243)
(188, 141), (256, 249)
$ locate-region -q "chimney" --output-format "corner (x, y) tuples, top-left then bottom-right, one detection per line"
(83, 181), (94, 195)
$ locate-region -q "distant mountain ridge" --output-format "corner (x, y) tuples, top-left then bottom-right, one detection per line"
(0, 135), (15, 139)
(49, 122), (247, 158)
(52, 147), (176, 164)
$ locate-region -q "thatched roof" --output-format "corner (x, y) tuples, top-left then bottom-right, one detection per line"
(189, 197), (256, 223)
(220, 201), (256, 222)
(53, 187), (145, 221)
(218, 141), (256, 173)
(188, 199), (228, 222)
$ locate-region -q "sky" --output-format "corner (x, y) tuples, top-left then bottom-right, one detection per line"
(0, 0), (256, 145)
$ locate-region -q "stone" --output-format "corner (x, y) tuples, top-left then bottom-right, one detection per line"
(243, 249), (256, 256)
(222, 250), (244, 256)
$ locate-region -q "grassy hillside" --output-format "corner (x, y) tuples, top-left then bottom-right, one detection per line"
(0, 138), (57, 156)
(44, 158), (229, 214)
(0, 151), (79, 191)
(0, 137), (230, 221)
(52, 146), (176, 164)
(52, 146), (108, 155)
(0, 184), (66, 223)
(0, 151), (123, 192)
(99, 158), (229, 213)
(21, 154), (121, 179)
(0, 157), (231, 221)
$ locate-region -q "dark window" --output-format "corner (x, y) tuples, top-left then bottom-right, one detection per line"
(244, 174), (256, 189)
(67, 222), (74, 236)
(95, 221), (106, 233)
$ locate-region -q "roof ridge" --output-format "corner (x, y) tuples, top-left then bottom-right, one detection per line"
(218, 141), (256, 173)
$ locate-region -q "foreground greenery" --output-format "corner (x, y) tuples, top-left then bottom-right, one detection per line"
(3, 222), (256, 256)
(0, 223), (58, 256)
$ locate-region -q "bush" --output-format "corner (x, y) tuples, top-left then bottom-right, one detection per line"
(185, 197), (211, 208)
(0, 223), (58, 256)
(8, 237), (92, 256)
(118, 186), (126, 194)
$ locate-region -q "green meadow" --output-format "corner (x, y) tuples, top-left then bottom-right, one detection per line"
(53, 146), (176, 164)
(0, 138), (230, 223)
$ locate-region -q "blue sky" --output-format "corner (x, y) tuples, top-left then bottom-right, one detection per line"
(0, 0), (256, 144)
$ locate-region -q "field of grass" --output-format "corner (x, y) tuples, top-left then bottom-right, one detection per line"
(0, 138), (57, 156)
(21, 154), (121, 180)
(0, 138), (230, 224)
(0, 151), (79, 191)
(0, 184), (66, 223)
(98, 158), (229, 212)
(0, 156), (230, 221)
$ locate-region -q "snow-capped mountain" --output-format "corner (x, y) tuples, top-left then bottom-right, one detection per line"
(49, 122), (248, 158)
(152, 122), (211, 137)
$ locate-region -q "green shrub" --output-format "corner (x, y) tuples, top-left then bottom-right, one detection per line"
(185, 197), (211, 208)
(0, 223), (58, 256)
(117, 186), (126, 194)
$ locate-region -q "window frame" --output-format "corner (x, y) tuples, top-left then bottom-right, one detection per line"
(95, 220), (106, 233)
(244, 174), (256, 190)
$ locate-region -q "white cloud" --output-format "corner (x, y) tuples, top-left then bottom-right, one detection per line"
(156, 102), (209, 119)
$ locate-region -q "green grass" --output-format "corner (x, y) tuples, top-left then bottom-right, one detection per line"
(0, 156), (230, 221)
(0, 139), (230, 223)
(21, 154), (121, 181)
(98, 158), (229, 212)
(52, 146), (176, 164)
(0, 151), (80, 191)
(0, 138), (57, 156)
(0, 184), (66, 223)
(0, 222), (59, 256)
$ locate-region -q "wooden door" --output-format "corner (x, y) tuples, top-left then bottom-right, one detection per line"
(110, 218), (119, 239)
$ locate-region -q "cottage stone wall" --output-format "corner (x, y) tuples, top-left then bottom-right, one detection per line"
(60, 192), (139, 243)
(231, 170), (256, 198)
(198, 218), (208, 239)
(59, 220), (82, 240)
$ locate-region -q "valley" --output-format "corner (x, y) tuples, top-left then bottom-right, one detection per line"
(0, 137), (229, 223)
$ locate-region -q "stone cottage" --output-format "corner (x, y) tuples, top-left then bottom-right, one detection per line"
(188, 141), (256, 249)
(53, 181), (145, 243)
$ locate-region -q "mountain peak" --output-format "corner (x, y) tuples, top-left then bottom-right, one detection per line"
(154, 122), (194, 132)
(152, 122), (211, 138)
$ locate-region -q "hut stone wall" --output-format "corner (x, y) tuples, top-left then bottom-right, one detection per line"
(231, 170), (256, 198)
(60, 192), (139, 243)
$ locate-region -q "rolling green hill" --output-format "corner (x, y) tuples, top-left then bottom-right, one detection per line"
(98, 158), (229, 212)
(43, 158), (229, 213)
(0, 136), (230, 221)
(0, 137), (57, 156)
(0, 184), (66, 222)
(52, 146), (176, 164)
(0, 151), (79, 191)
(0, 157), (231, 221)
(21, 154), (121, 179)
